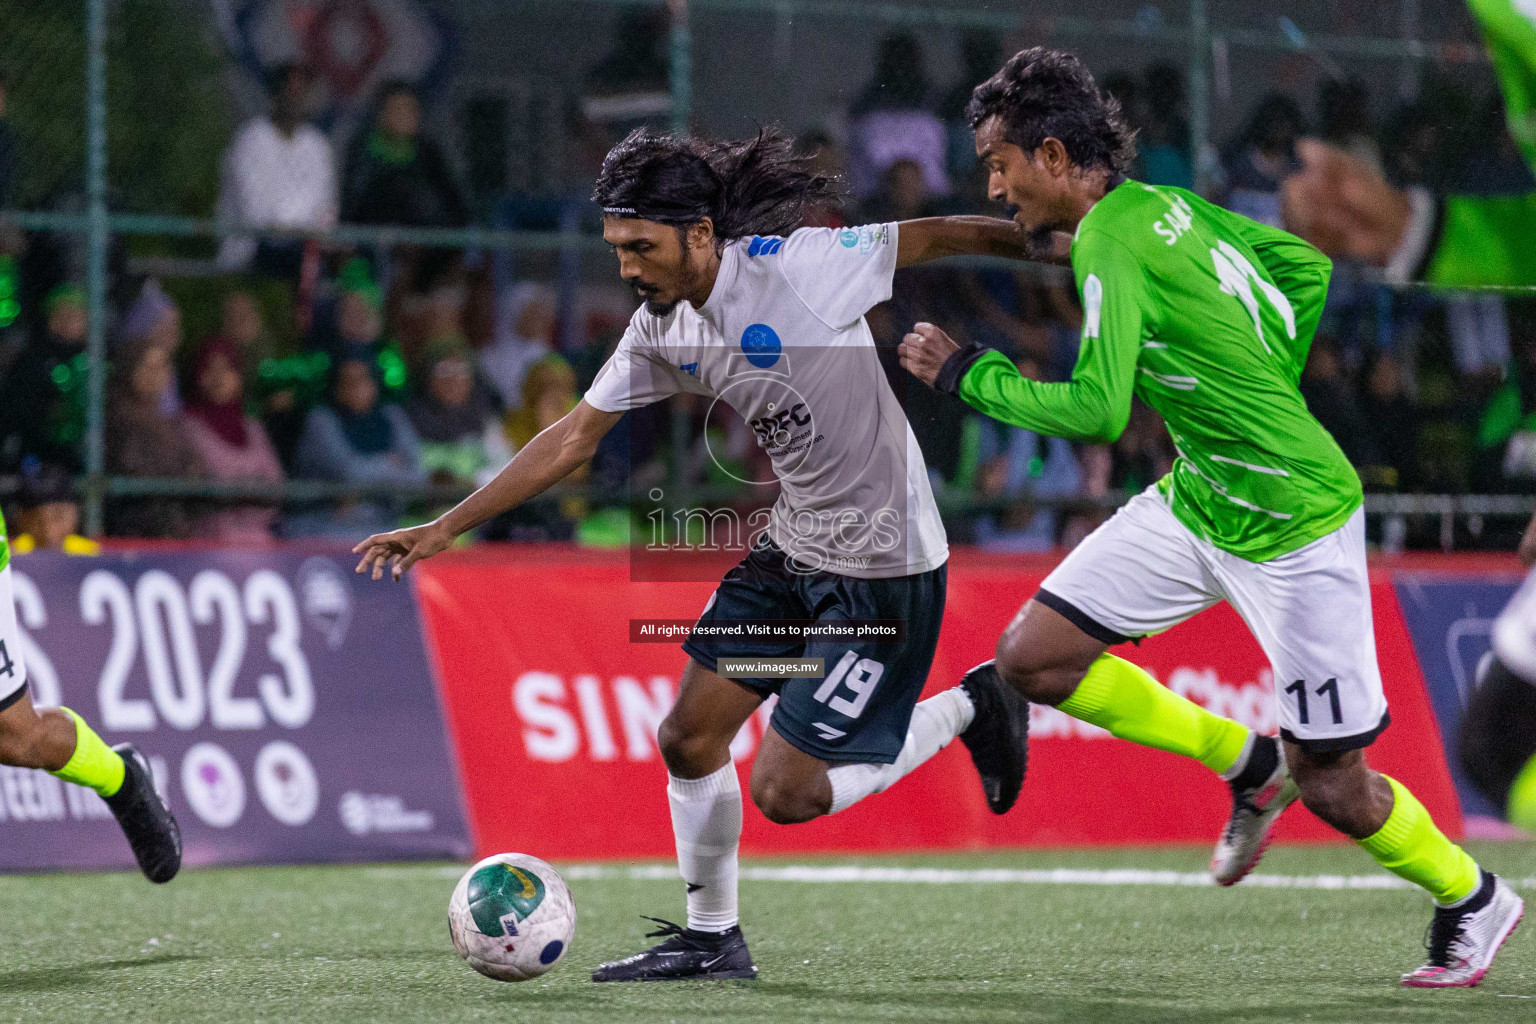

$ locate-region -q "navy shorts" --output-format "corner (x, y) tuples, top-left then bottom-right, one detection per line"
(682, 539), (947, 764)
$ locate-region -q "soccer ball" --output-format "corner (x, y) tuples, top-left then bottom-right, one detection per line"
(448, 853), (576, 981)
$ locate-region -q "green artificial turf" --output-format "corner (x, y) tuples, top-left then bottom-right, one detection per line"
(0, 843), (1533, 1023)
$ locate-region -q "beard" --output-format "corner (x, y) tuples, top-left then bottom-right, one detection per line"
(637, 245), (699, 317)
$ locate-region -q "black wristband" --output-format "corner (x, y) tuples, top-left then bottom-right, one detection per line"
(934, 341), (990, 396)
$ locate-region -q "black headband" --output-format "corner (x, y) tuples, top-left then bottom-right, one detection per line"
(600, 200), (713, 224)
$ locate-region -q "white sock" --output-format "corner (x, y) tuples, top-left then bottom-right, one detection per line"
(827, 687), (975, 814)
(668, 763), (742, 933)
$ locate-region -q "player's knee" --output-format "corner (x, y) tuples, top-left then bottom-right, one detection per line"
(1295, 775), (1355, 829)
(994, 626), (1081, 705)
(656, 714), (723, 778)
(1291, 752), (1375, 833)
(749, 775), (824, 825)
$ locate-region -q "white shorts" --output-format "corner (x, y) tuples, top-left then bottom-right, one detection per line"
(1038, 487), (1389, 751)
(0, 565), (27, 711)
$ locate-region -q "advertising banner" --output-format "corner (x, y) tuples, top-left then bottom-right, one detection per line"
(416, 549), (1461, 860)
(1392, 573), (1523, 820)
(0, 550), (470, 872)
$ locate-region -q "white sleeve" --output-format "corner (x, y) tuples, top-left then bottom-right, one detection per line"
(582, 318), (690, 412)
(778, 222), (899, 330)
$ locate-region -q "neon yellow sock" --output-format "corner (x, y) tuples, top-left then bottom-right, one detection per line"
(1358, 775), (1480, 905)
(50, 708), (125, 799)
(1508, 753), (1536, 834)
(1056, 654), (1251, 775)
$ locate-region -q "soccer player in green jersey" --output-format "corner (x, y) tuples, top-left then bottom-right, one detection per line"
(0, 511), (181, 882)
(898, 47), (1523, 988)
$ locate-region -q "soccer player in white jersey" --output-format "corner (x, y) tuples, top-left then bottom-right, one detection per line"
(354, 128), (1039, 981)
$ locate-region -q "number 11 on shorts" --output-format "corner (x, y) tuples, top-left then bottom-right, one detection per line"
(1285, 677), (1342, 726)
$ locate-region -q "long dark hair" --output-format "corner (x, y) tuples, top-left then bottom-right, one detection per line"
(592, 127), (841, 241)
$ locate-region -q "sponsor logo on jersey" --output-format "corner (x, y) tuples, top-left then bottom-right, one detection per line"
(740, 323), (782, 368)
(750, 402), (811, 449)
(679, 361), (698, 377)
(746, 235), (784, 257)
(841, 224), (890, 255)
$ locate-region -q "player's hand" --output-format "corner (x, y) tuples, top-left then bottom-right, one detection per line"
(352, 520), (455, 581)
(898, 322), (960, 388)
(1519, 511), (1536, 568)
(1281, 139), (1412, 265)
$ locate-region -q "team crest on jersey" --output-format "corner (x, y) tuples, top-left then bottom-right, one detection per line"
(841, 224), (889, 255)
(740, 324), (781, 368)
(746, 235), (784, 257)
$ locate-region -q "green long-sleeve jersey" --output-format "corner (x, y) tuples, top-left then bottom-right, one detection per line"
(956, 180), (1362, 563)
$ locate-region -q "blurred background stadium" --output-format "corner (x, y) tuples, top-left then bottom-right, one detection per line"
(4, 5), (1536, 1018)
(0, 0), (1530, 553)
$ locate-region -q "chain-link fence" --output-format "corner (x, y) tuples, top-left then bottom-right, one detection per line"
(0, 0), (1530, 554)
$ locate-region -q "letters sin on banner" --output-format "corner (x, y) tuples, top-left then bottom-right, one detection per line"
(415, 549), (1461, 860)
(0, 550), (470, 872)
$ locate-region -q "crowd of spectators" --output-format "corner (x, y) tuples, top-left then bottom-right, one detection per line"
(838, 32), (1536, 551)
(0, 29), (1533, 552)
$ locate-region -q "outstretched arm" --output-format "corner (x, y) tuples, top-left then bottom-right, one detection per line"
(898, 230), (1145, 444)
(353, 399), (623, 579)
(895, 216), (1070, 268)
(899, 322), (1136, 444)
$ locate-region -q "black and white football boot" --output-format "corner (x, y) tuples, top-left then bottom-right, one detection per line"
(591, 918), (758, 982)
(1210, 735), (1298, 886)
(1401, 871), (1524, 988)
(957, 660), (1031, 814)
(105, 744), (182, 884)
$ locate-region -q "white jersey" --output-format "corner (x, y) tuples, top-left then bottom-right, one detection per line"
(584, 223), (948, 579)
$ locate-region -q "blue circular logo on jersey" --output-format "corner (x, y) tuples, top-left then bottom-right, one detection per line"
(839, 229), (859, 248)
(740, 323), (781, 368)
